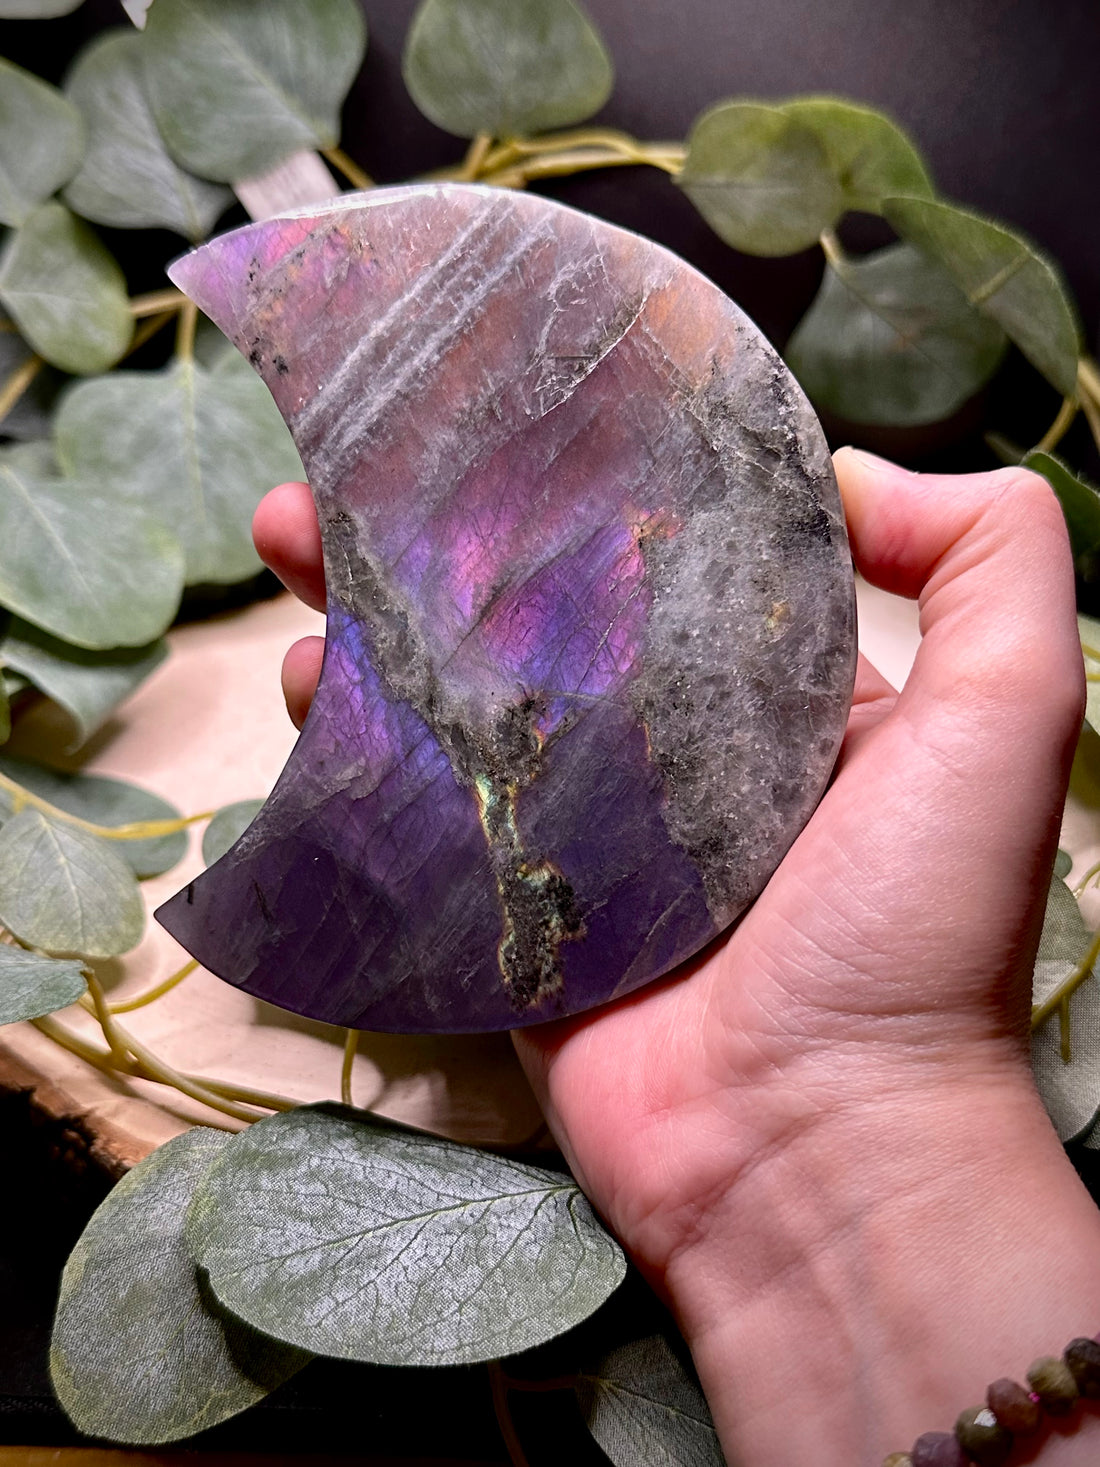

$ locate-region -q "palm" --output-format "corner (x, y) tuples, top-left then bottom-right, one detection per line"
(254, 448), (1081, 1291)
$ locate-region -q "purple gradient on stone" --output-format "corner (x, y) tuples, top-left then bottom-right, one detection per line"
(156, 185), (856, 1033)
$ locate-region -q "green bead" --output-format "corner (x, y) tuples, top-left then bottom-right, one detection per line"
(955, 1404), (1013, 1466)
(1027, 1355), (1080, 1415)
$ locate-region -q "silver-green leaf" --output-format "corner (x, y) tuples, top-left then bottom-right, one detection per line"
(0, 619), (167, 753)
(188, 1104), (627, 1366)
(678, 101), (842, 256)
(0, 440), (185, 649)
(884, 195), (1081, 397)
(0, 202), (132, 374)
(0, 754), (185, 879)
(1031, 875), (1100, 1143)
(63, 30), (232, 240)
(786, 243), (1007, 426)
(0, 310), (59, 440)
(0, 807), (144, 957)
(0, 946), (85, 1024)
(0, 58), (85, 228)
(55, 358), (303, 585)
(781, 98), (932, 215)
(576, 1332), (723, 1467)
(0, 0), (83, 13)
(403, 0), (613, 140)
(142, 0), (367, 182)
(51, 1128), (310, 1445)
(1025, 452), (1100, 581)
(203, 798), (264, 866)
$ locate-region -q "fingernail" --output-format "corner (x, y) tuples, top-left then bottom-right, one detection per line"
(841, 447), (911, 475)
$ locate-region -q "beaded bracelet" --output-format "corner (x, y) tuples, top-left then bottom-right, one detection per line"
(883, 1335), (1100, 1466)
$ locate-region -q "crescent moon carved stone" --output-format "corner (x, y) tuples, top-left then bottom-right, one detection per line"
(155, 185), (856, 1033)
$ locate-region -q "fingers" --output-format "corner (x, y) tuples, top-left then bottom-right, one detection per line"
(281, 636), (324, 730)
(835, 653), (898, 768)
(834, 447), (1083, 752)
(253, 482), (326, 612)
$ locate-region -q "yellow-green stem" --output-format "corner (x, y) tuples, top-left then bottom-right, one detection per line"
(819, 229), (846, 271)
(458, 132), (494, 180)
(0, 353), (44, 427)
(107, 958), (197, 1014)
(1035, 394), (1079, 455)
(321, 145), (373, 191)
(0, 770), (213, 841)
(341, 1027), (359, 1106)
(175, 298), (197, 362)
(1032, 926), (1100, 1030)
(130, 288), (187, 318)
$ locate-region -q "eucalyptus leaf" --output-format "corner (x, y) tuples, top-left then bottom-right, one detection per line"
(0, 754), (185, 879)
(0, 807), (144, 957)
(203, 798), (264, 866)
(0, 440), (185, 648)
(884, 195), (1081, 397)
(785, 243), (1006, 426)
(0, 202), (132, 374)
(1025, 452), (1100, 581)
(0, 0), (83, 13)
(0, 619), (167, 753)
(1080, 613), (1100, 734)
(576, 1331), (723, 1467)
(0, 58), (85, 228)
(0, 311), (60, 440)
(63, 30), (232, 240)
(0, 946), (85, 1024)
(188, 1104), (626, 1366)
(0, 680), (8, 745)
(403, 0), (613, 140)
(51, 1128), (310, 1445)
(782, 98), (932, 215)
(1055, 849), (1073, 881)
(1031, 875), (1100, 1142)
(142, 0), (367, 182)
(678, 102), (842, 256)
(55, 359), (303, 584)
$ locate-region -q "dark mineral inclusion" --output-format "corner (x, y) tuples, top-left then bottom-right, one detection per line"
(155, 184), (856, 1034)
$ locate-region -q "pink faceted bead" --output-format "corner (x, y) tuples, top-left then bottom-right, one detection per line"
(911, 1432), (969, 1467)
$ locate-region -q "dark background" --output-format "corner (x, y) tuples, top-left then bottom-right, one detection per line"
(2, 0), (1099, 1459)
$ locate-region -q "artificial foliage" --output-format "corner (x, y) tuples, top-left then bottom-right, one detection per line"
(0, 0), (1099, 1461)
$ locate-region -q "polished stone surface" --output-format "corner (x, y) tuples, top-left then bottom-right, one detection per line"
(156, 185), (855, 1033)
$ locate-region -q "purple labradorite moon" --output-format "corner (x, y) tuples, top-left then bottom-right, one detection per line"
(155, 184), (856, 1033)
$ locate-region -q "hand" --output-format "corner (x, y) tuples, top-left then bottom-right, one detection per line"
(255, 450), (1100, 1466)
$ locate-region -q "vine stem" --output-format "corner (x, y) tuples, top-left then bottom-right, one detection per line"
(1031, 926), (1100, 1030)
(107, 958), (197, 1014)
(457, 131), (493, 180)
(0, 353), (43, 428)
(175, 298), (198, 362)
(818, 228), (846, 271)
(0, 769), (214, 841)
(321, 145), (373, 191)
(1035, 394), (1079, 455)
(488, 1360), (535, 1467)
(341, 1027), (359, 1106)
(129, 287), (187, 318)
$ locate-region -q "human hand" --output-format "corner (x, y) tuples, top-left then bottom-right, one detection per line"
(255, 451), (1100, 1465)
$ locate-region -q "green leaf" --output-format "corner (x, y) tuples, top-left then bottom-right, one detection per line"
(1025, 452), (1100, 580)
(0, 679), (8, 744)
(142, 0), (367, 182)
(0, 202), (132, 375)
(576, 1331), (723, 1467)
(1081, 614), (1100, 733)
(0, 619), (167, 753)
(0, 58), (85, 228)
(781, 97), (932, 215)
(203, 798), (264, 866)
(0, 310), (60, 441)
(0, 440), (185, 649)
(786, 243), (1007, 427)
(55, 358), (303, 585)
(678, 101), (842, 256)
(51, 1128), (310, 1445)
(0, 946), (85, 1024)
(0, 0), (83, 13)
(1030, 875), (1100, 1143)
(1055, 849), (1073, 881)
(884, 195), (1081, 397)
(403, 0), (613, 140)
(0, 754), (185, 878)
(189, 1104), (626, 1366)
(62, 30), (232, 241)
(0, 807), (144, 957)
